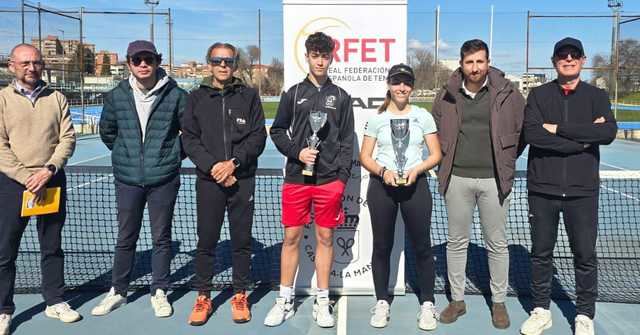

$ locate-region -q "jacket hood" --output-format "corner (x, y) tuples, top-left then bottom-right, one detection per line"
(199, 76), (245, 92)
(118, 68), (176, 92)
(128, 67), (171, 99)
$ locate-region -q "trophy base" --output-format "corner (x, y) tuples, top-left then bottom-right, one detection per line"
(302, 170), (314, 176)
(396, 177), (407, 186)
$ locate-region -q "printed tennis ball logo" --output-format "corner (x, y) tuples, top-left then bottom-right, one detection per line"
(294, 17), (351, 73)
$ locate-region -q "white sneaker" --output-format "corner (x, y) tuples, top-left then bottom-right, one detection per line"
(575, 315), (594, 335)
(369, 300), (390, 328)
(521, 307), (552, 335)
(91, 287), (126, 316)
(0, 314), (11, 335)
(417, 301), (438, 331)
(264, 297), (294, 327)
(151, 289), (172, 318)
(44, 302), (81, 323)
(312, 298), (335, 328)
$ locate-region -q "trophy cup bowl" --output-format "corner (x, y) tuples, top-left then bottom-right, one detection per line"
(302, 110), (328, 176)
(390, 118), (410, 186)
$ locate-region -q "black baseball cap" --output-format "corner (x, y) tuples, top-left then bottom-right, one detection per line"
(127, 40), (159, 57)
(553, 37), (584, 57)
(387, 63), (415, 81)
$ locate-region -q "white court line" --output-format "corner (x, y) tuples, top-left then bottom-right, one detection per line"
(600, 185), (640, 202)
(68, 154), (110, 166)
(337, 295), (348, 335)
(600, 162), (629, 171)
(523, 155), (629, 172)
(616, 138), (640, 145)
(520, 155), (638, 201)
(522, 154), (631, 172)
(66, 175), (111, 192)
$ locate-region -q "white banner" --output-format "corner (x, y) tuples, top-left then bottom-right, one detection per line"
(283, 0), (408, 295)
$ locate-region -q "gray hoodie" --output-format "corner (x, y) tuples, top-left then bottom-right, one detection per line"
(129, 68), (171, 140)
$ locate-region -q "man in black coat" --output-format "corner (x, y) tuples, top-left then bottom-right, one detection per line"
(520, 37), (617, 335)
(181, 42), (266, 326)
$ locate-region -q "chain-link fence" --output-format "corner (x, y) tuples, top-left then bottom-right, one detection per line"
(1, 2), (640, 132)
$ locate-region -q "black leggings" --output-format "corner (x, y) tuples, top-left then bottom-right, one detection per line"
(366, 174), (435, 304)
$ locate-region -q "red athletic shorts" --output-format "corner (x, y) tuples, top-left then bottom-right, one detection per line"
(281, 179), (346, 229)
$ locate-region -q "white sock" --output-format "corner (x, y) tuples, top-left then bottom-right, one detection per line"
(279, 285), (294, 302)
(316, 288), (329, 301)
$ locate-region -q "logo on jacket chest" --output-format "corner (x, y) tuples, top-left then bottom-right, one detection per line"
(324, 95), (337, 110)
(228, 108), (246, 125)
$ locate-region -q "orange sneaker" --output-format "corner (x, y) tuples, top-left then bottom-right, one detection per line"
(231, 292), (251, 323)
(188, 295), (212, 326)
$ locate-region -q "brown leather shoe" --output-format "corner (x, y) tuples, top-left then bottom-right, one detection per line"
(440, 301), (466, 324)
(491, 302), (510, 329)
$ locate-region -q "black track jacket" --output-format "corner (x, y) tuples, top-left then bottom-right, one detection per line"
(182, 77), (267, 180)
(523, 80), (617, 197)
(270, 77), (355, 185)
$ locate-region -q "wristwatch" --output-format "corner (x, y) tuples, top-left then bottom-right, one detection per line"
(45, 164), (56, 174)
(231, 157), (240, 168)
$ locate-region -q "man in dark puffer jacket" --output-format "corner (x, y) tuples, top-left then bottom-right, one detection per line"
(94, 40), (186, 318)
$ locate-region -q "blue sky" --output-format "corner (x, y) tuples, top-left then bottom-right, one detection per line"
(1, 0), (640, 76)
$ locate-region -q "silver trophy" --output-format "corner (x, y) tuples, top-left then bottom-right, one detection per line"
(390, 118), (410, 185)
(302, 110), (328, 176)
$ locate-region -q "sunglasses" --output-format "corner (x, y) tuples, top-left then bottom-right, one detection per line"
(209, 56), (236, 66)
(131, 55), (156, 66)
(555, 49), (582, 60)
(389, 76), (414, 87)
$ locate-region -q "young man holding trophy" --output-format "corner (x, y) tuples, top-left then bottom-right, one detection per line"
(359, 64), (442, 330)
(266, 32), (354, 328)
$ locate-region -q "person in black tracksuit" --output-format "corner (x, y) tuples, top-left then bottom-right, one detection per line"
(181, 43), (266, 325)
(270, 76), (354, 185)
(520, 37), (617, 335)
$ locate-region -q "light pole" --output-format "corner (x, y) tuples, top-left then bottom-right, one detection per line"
(608, 0), (623, 119)
(58, 29), (65, 85)
(144, 0), (159, 43)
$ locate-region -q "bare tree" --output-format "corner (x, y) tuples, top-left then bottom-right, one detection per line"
(262, 57), (284, 96)
(234, 48), (252, 85)
(408, 47), (452, 92)
(234, 45), (263, 88)
(591, 38), (640, 95)
(590, 54), (609, 88)
(617, 39), (640, 94)
(247, 45), (261, 66)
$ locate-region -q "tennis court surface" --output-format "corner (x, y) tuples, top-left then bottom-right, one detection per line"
(8, 137), (640, 334)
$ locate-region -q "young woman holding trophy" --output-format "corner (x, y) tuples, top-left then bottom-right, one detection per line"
(359, 64), (442, 330)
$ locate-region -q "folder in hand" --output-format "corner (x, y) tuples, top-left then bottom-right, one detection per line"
(21, 187), (61, 217)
